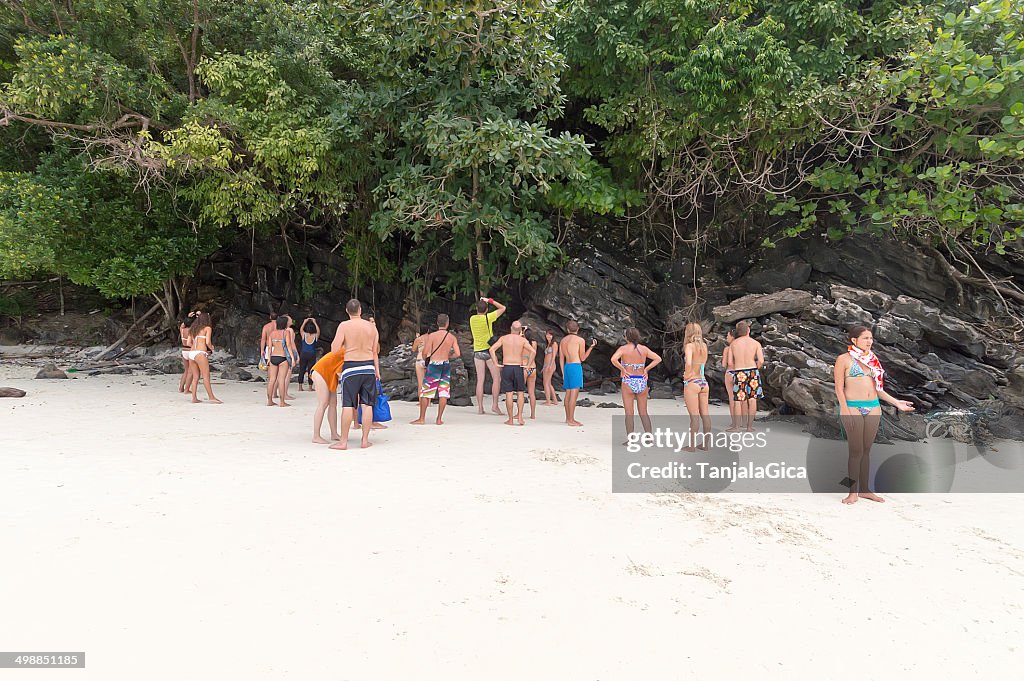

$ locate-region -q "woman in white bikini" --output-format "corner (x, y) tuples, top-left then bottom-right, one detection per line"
(178, 313), (195, 393)
(834, 324), (915, 505)
(266, 316), (296, 407)
(610, 328), (662, 438)
(187, 312), (222, 404)
(542, 330), (560, 405)
(682, 322), (711, 450)
(521, 327), (539, 419)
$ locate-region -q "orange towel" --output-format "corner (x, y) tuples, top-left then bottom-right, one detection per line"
(312, 350), (345, 391)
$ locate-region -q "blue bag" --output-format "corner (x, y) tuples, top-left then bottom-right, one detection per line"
(358, 380), (392, 423)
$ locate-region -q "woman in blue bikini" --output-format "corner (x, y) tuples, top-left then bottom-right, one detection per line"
(682, 322), (712, 451)
(610, 328), (662, 438)
(833, 324), (915, 505)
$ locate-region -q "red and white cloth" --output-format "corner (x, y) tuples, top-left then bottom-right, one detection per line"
(848, 345), (885, 392)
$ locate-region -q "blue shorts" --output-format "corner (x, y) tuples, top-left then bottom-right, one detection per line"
(563, 362), (583, 390)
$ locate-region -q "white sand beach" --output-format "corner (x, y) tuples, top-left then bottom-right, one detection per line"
(1, 361), (1021, 680)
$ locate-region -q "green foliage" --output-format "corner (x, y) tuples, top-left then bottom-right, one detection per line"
(1, 0), (1021, 309)
(0, 151), (216, 297)
(0, 290), (34, 319)
(766, 0), (1024, 251)
(363, 0), (593, 291)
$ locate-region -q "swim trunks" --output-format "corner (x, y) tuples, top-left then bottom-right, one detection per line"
(729, 368), (763, 401)
(499, 364), (526, 393)
(473, 350), (491, 362)
(563, 362), (583, 390)
(420, 361), (451, 400)
(340, 360), (377, 408)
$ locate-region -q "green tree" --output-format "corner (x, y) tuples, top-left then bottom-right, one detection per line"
(364, 0), (592, 294)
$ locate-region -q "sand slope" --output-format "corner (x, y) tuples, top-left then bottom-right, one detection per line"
(0, 364), (1021, 680)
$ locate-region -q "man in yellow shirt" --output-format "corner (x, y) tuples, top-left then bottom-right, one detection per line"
(469, 296), (506, 414)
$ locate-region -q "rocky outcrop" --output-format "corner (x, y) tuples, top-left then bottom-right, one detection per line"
(35, 364), (68, 379)
(512, 236), (1024, 439)
(80, 227), (1014, 438)
(221, 366), (254, 381)
(712, 289), (814, 324)
(194, 235), (408, 361)
(0, 387), (26, 397)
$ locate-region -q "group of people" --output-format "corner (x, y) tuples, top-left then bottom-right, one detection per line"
(178, 295), (915, 505)
(259, 312), (322, 407)
(177, 311), (221, 404)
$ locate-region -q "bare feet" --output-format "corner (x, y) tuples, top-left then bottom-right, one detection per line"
(517, 419), (525, 426)
(312, 437), (329, 445)
(278, 402), (290, 407)
(410, 419), (426, 425)
(842, 492), (858, 505)
(330, 434), (340, 441)
(360, 440), (372, 449)
(371, 423), (388, 430)
(266, 401), (275, 407)
(859, 492), (885, 503)
(192, 398), (201, 404)
(567, 420), (583, 427)
(477, 407), (485, 414)
(491, 408), (503, 416)
(504, 418), (514, 426)
(435, 419), (444, 425)
(329, 441), (348, 451)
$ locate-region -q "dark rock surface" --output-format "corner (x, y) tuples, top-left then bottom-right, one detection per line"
(35, 364), (68, 379)
(712, 289), (814, 324)
(164, 230), (1023, 437)
(0, 387), (26, 397)
(221, 366), (254, 382)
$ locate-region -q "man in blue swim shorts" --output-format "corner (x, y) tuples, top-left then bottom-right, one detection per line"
(559, 320), (597, 427)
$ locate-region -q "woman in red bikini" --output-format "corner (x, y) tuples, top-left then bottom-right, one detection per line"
(833, 324), (915, 505)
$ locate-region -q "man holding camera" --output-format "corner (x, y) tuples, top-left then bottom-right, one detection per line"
(560, 320), (598, 427)
(469, 295), (506, 415)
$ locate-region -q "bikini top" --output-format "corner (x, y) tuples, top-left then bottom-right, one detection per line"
(193, 334), (208, 341)
(848, 360), (868, 378)
(521, 343), (536, 363)
(544, 346), (553, 355)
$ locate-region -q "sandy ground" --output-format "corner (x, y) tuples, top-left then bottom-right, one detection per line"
(0, 360), (1021, 680)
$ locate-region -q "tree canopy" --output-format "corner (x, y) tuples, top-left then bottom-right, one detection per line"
(1, 1), (1021, 321)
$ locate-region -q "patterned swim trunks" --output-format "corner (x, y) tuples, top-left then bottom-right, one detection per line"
(420, 361), (451, 399)
(730, 368), (763, 401)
